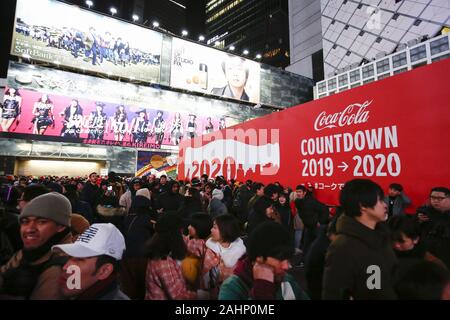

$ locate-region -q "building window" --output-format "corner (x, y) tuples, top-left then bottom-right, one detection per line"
(362, 64), (374, 78)
(328, 78), (337, 90)
(430, 37), (449, 55)
(392, 52), (407, 68)
(376, 58), (390, 74)
(318, 82), (327, 93)
(338, 74), (348, 86)
(409, 45), (427, 62)
(350, 70), (360, 82)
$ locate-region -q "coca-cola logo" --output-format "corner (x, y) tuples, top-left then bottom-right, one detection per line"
(314, 100), (372, 131)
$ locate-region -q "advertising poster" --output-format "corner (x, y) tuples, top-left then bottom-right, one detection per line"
(170, 38), (261, 104)
(2, 62), (270, 149)
(177, 58), (450, 208)
(136, 151), (178, 179)
(11, 0), (162, 83)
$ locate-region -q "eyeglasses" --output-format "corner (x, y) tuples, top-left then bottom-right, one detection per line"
(430, 196), (448, 201)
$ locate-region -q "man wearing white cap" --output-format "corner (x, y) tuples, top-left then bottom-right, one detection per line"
(53, 223), (129, 300)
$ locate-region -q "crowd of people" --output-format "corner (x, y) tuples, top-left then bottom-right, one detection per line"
(16, 21), (160, 67)
(0, 172), (449, 300)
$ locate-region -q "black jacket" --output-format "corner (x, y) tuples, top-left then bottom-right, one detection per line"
(155, 191), (184, 213)
(322, 215), (398, 300)
(305, 226), (331, 300)
(295, 195), (329, 229)
(80, 182), (101, 209)
(123, 196), (156, 258)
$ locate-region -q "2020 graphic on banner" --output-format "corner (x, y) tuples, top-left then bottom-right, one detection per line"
(178, 58), (450, 207)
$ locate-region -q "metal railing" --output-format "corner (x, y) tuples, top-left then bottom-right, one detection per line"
(314, 33), (450, 99)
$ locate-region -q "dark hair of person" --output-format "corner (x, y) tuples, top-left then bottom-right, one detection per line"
(295, 185), (307, 192)
(389, 183), (403, 192)
(430, 187), (449, 197)
(22, 184), (51, 202)
(264, 184), (279, 198)
(339, 179), (384, 217)
(5, 87), (20, 96)
(252, 182), (264, 193)
(145, 213), (186, 260)
(387, 215), (420, 243)
(246, 221), (294, 261)
(95, 255), (119, 274)
(214, 214), (241, 243)
(190, 213), (213, 240)
(145, 232), (186, 261)
(395, 261), (450, 300)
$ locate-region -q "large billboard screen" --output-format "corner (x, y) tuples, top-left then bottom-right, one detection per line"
(170, 38), (261, 104)
(11, 0), (162, 83)
(177, 58), (450, 208)
(1, 62), (271, 149)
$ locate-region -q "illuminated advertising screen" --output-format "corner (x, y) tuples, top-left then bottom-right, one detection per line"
(11, 0), (162, 83)
(170, 38), (261, 104)
(1, 62), (271, 149)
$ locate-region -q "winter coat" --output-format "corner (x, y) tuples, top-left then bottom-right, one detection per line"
(322, 215), (398, 300)
(304, 226), (331, 300)
(384, 193), (411, 217)
(0, 232), (72, 300)
(295, 195), (329, 229)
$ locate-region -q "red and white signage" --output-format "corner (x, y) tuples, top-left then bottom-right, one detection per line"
(178, 58), (450, 209)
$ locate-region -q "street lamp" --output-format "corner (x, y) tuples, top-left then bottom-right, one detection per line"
(243, 49), (249, 55)
(256, 53), (262, 59)
(198, 35), (205, 41)
(85, 0), (93, 9)
(132, 14), (139, 22)
(152, 21), (160, 28)
(181, 30), (188, 37)
(229, 45), (235, 51)
(110, 7), (117, 16)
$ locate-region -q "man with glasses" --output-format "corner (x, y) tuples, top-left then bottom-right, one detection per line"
(416, 187), (450, 268)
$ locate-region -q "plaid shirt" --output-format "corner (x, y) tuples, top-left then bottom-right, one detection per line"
(145, 257), (197, 300)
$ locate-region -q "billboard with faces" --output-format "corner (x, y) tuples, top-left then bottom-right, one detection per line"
(1, 62), (271, 149)
(170, 38), (261, 104)
(11, 0), (162, 83)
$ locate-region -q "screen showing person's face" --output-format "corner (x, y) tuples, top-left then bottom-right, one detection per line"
(224, 57), (247, 89)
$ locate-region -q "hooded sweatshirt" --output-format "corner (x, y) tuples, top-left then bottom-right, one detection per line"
(322, 215), (397, 300)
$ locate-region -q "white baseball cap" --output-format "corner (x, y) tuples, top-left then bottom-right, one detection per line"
(53, 223), (126, 260)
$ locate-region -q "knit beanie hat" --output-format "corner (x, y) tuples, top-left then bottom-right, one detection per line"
(212, 189), (224, 200)
(20, 192), (72, 227)
(70, 214), (90, 236)
(136, 188), (151, 200)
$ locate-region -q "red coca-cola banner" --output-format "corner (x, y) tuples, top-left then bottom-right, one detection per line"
(178, 58), (450, 209)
